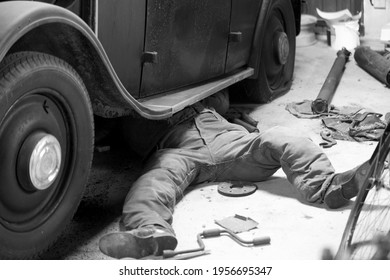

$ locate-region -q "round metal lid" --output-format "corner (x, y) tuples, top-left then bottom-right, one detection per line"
(218, 182), (258, 197)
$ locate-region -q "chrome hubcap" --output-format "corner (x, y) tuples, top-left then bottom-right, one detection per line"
(18, 132), (62, 191)
(274, 31), (289, 65)
(29, 134), (61, 190)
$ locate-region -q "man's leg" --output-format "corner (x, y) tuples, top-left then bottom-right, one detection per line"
(248, 127), (370, 207)
(99, 149), (201, 259)
(121, 149), (200, 232)
(215, 126), (336, 204)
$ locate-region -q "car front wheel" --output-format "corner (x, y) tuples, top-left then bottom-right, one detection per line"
(0, 52), (94, 259)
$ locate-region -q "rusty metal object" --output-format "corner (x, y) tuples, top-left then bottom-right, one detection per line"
(218, 182), (258, 197)
(311, 48), (351, 114)
(241, 112), (259, 127)
(225, 109), (260, 133)
(354, 46), (390, 86)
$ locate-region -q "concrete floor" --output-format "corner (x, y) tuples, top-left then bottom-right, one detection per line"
(40, 38), (390, 260)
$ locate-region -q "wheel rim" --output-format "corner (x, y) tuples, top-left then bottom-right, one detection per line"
(347, 157), (390, 259)
(18, 133), (62, 191)
(263, 8), (292, 90)
(274, 31), (289, 65)
(0, 90), (75, 233)
(337, 127), (390, 259)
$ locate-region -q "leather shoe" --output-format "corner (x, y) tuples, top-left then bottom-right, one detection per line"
(99, 225), (178, 259)
(324, 160), (370, 209)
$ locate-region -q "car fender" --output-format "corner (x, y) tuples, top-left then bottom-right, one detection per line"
(0, 1), (171, 119)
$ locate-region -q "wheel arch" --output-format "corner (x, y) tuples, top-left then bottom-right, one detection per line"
(0, 1), (170, 119)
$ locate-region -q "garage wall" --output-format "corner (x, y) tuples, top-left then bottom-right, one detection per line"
(304, 0), (390, 41)
(303, 0), (362, 15)
(363, 0), (390, 40)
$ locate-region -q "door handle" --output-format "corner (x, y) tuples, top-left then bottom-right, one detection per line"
(142, 51), (158, 64)
(229, 31), (242, 43)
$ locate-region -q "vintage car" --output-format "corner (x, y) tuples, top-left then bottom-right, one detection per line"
(0, 0), (301, 259)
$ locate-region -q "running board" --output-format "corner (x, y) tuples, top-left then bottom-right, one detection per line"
(139, 67), (254, 118)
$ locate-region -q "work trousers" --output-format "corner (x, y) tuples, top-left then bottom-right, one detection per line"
(121, 109), (335, 234)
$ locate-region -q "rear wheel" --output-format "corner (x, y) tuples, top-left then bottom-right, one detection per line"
(233, 0), (296, 103)
(0, 52), (94, 259)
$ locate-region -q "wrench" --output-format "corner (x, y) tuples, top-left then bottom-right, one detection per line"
(162, 228), (270, 259)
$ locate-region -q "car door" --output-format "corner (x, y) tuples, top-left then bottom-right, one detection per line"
(140, 0), (231, 98)
(226, 0), (261, 73)
(97, 0), (145, 98)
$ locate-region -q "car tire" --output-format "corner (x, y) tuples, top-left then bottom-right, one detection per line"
(234, 0), (296, 103)
(0, 52), (94, 259)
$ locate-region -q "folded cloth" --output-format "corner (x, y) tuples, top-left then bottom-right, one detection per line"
(285, 100), (362, 119)
(285, 100), (321, 118)
(286, 100), (389, 145)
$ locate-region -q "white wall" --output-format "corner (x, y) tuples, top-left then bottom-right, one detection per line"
(364, 0), (390, 39)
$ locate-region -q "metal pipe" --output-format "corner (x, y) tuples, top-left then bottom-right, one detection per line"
(311, 48), (351, 114)
(354, 46), (390, 86)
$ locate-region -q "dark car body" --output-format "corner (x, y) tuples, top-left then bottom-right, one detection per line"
(1, 0), (301, 118)
(0, 0), (301, 259)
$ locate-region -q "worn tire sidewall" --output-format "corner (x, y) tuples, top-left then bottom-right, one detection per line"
(239, 0), (296, 103)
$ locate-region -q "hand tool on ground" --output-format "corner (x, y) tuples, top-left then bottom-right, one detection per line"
(320, 130), (337, 148)
(311, 48), (351, 114)
(139, 250), (211, 260)
(162, 228), (270, 259)
(225, 109), (259, 133)
(240, 112), (259, 127)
